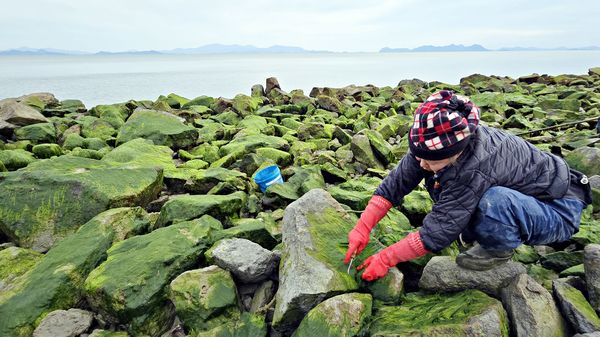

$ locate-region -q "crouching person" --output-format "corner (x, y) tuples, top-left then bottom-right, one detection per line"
(345, 90), (592, 281)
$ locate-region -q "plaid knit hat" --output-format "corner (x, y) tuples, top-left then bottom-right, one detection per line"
(409, 90), (480, 160)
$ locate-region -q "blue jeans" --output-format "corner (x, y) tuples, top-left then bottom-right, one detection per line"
(467, 186), (586, 251)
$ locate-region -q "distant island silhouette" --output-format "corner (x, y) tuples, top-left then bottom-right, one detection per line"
(1, 43), (599, 55)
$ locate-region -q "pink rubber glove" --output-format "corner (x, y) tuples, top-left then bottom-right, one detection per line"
(344, 195), (392, 264)
(357, 231), (429, 281)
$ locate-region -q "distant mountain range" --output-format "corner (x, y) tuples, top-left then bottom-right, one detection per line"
(1, 43), (599, 56)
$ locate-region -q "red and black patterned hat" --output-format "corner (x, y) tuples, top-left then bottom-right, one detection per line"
(409, 90), (480, 160)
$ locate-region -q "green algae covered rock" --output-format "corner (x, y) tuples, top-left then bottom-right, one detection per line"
(364, 129), (395, 165)
(89, 330), (131, 337)
(193, 312), (267, 337)
(32, 143), (63, 158)
(369, 290), (509, 337)
(155, 191), (246, 227)
(292, 293), (372, 337)
(232, 94), (262, 116)
(216, 218), (278, 250)
(351, 133), (384, 170)
(0, 207), (148, 337)
(564, 147), (600, 176)
(116, 109), (199, 148)
(0, 149), (35, 170)
(0, 156), (162, 251)
(272, 189), (403, 336)
(183, 168), (248, 194)
(553, 278), (600, 333)
(169, 266), (238, 332)
(14, 122), (56, 143)
(401, 189), (434, 225)
(101, 138), (176, 172)
(84, 216), (222, 324)
(0, 247), (42, 297)
(219, 134), (289, 156)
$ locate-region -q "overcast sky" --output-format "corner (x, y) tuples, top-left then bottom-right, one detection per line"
(1, 0), (598, 52)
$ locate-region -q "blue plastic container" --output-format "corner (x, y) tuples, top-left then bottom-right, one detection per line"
(254, 165), (284, 192)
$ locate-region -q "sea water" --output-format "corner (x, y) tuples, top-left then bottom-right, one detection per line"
(0, 51), (598, 107)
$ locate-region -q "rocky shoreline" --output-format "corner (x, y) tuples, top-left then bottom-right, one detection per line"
(0, 70), (600, 337)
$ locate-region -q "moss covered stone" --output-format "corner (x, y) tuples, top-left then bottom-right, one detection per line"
(0, 207), (148, 337)
(116, 109), (199, 148)
(369, 290), (509, 337)
(169, 266), (237, 331)
(0, 149), (35, 170)
(89, 330), (130, 337)
(219, 134), (289, 157)
(256, 147), (292, 166)
(0, 247), (42, 297)
(14, 122), (56, 143)
(32, 143), (63, 158)
(292, 293), (372, 337)
(564, 147), (600, 176)
(553, 279), (600, 333)
(182, 168), (248, 195)
(84, 216), (222, 323)
(155, 191), (246, 227)
(192, 312), (267, 337)
(101, 138), (176, 173)
(0, 156), (162, 251)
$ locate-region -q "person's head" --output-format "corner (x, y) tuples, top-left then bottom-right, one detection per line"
(408, 90), (480, 171)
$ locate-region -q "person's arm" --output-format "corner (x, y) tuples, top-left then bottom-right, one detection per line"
(344, 152), (425, 263)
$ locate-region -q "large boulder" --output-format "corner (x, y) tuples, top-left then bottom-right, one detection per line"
(32, 308), (94, 337)
(271, 189), (403, 337)
(419, 256), (526, 296)
(500, 274), (568, 337)
(14, 122), (56, 143)
(0, 207), (149, 337)
(219, 134), (289, 157)
(564, 147), (600, 177)
(155, 191), (247, 227)
(101, 138), (176, 172)
(585, 244), (600, 313)
(116, 109), (199, 148)
(0, 149), (36, 170)
(0, 100), (48, 126)
(292, 293), (372, 337)
(553, 278), (600, 334)
(350, 134), (384, 169)
(369, 290), (509, 336)
(84, 216), (222, 336)
(0, 156), (162, 251)
(168, 266), (238, 332)
(208, 238), (279, 283)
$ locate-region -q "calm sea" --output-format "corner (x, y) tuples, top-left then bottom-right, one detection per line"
(0, 51), (598, 108)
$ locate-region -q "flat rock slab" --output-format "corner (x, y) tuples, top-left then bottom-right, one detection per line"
(553, 277), (600, 334)
(33, 309), (94, 337)
(272, 188), (402, 337)
(419, 256), (526, 296)
(292, 293), (372, 337)
(500, 273), (568, 337)
(209, 238), (279, 283)
(369, 289), (508, 337)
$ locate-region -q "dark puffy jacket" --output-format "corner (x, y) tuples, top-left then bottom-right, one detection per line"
(375, 125), (592, 252)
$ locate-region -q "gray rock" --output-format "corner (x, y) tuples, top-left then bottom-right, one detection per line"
(17, 92), (59, 108)
(211, 238), (279, 283)
(250, 280), (276, 314)
(574, 333), (600, 337)
(553, 277), (600, 333)
(0, 100), (49, 126)
(534, 245), (556, 256)
(251, 84), (265, 97)
(500, 274), (568, 337)
(265, 77), (281, 95)
(589, 175), (600, 189)
(585, 244), (600, 313)
(33, 309), (94, 337)
(419, 256), (526, 296)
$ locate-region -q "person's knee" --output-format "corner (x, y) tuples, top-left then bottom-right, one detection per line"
(478, 186), (516, 214)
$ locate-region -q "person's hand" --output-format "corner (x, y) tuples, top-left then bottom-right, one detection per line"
(343, 195), (392, 264)
(356, 231), (429, 281)
(357, 252), (390, 281)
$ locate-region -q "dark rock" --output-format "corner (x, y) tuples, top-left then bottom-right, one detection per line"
(265, 77), (281, 95)
(419, 256), (526, 296)
(553, 277), (600, 334)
